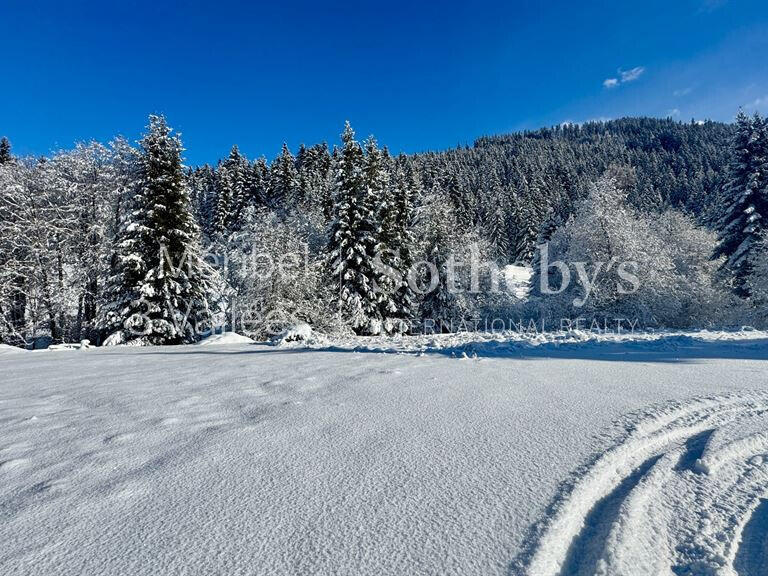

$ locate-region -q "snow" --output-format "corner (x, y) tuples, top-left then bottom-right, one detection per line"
(1, 332), (768, 575)
(197, 331), (254, 346)
(47, 340), (92, 351)
(0, 343), (26, 355)
(272, 322), (317, 345)
(504, 264), (532, 299)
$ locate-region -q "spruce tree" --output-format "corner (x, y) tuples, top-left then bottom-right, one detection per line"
(268, 143), (298, 210)
(213, 159), (232, 237)
(224, 145), (248, 230)
(99, 115), (211, 345)
(381, 160), (416, 333)
(0, 137), (11, 164)
(327, 122), (381, 334)
(714, 111), (768, 295)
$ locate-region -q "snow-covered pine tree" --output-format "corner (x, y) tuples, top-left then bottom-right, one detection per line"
(416, 180), (459, 332)
(381, 160), (417, 333)
(248, 157), (269, 208)
(0, 137), (12, 164)
(366, 137), (403, 333)
(481, 173), (511, 262)
(514, 175), (548, 262)
(224, 145), (249, 230)
(267, 143), (298, 211)
(327, 122), (382, 334)
(188, 164), (217, 240)
(714, 111), (768, 296)
(99, 115), (211, 345)
(528, 209), (565, 299)
(213, 159), (233, 238)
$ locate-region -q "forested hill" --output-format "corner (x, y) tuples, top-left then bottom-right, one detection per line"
(409, 118), (734, 261)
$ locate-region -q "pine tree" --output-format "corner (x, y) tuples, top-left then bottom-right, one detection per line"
(188, 165), (216, 240)
(417, 180), (459, 332)
(327, 122), (381, 334)
(380, 160), (416, 333)
(714, 111), (768, 295)
(0, 137), (11, 164)
(268, 143), (298, 210)
(213, 159), (232, 237)
(248, 157), (269, 208)
(99, 115), (211, 345)
(482, 173), (510, 261)
(224, 145), (249, 230)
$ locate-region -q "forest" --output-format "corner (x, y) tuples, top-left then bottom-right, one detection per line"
(0, 112), (766, 347)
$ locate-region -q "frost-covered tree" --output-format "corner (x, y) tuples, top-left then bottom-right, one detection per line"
(223, 207), (336, 339)
(0, 137), (12, 164)
(714, 111), (768, 295)
(327, 122), (382, 334)
(99, 115), (212, 345)
(415, 182), (459, 330)
(268, 143), (298, 211)
(376, 160), (416, 333)
(534, 176), (736, 328)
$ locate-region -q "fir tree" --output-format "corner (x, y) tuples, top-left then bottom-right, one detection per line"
(417, 181), (459, 332)
(381, 160), (417, 332)
(0, 137), (11, 164)
(224, 145), (249, 230)
(268, 143), (298, 210)
(213, 159), (232, 237)
(99, 115), (211, 345)
(714, 111), (768, 295)
(327, 122), (381, 334)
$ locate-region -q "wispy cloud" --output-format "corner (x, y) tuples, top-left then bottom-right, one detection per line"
(620, 66), (645, 83)
(667, 108), (681, 117)
(746, 95), (768, 111)
(699, 0), (727, 13)
(673, 87), (693, 97)
(603, 66), (645, 89)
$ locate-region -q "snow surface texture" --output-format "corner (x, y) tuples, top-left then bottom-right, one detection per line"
(1, 332), (768, 575)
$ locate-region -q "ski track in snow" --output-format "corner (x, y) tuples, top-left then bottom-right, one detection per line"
(519, 392), (768, 576)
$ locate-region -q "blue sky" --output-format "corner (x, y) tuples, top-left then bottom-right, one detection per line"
(1, 0), (767, 165)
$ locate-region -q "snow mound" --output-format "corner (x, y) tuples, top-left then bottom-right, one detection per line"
(272, 323), (323, 346)
(198, 332), (254, 346)
(48, 340), (92, 351)
(0, 343), (26, 355)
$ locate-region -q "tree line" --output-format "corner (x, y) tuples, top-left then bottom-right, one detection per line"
(1, 111), (766, 347)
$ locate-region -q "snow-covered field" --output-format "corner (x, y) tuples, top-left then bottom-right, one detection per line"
(2, 332), (768, 575)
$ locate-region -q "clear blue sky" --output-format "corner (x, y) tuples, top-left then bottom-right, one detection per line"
(2, 0), (767, 165)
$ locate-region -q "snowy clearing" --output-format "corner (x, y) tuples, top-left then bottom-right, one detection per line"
(2, 332), (768, 575)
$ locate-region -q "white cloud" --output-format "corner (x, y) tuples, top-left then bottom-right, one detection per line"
(620, 66), (645, 83)
(667, 108), (681, 117)
(749, 95), (768, 109)
(603, 66), (645, 89)
(673, 87), (693, 97)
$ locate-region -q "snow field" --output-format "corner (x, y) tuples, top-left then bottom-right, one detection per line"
(1, 333), (768, 575)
